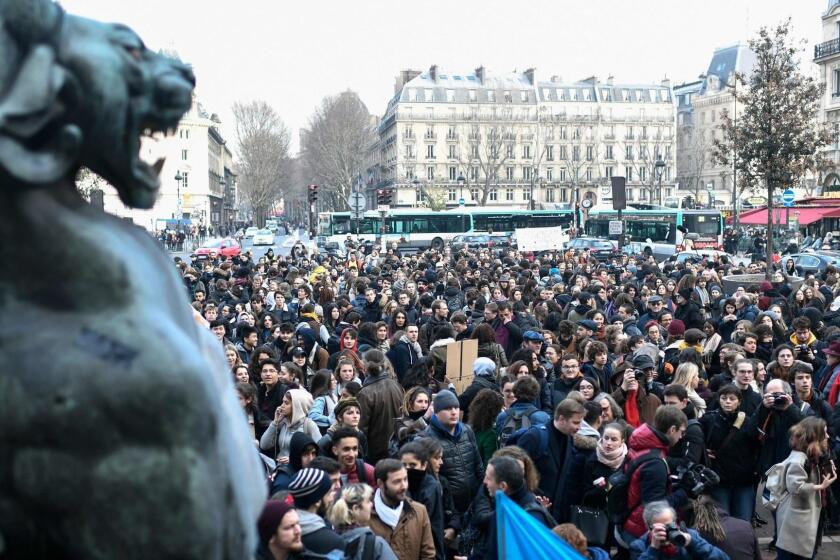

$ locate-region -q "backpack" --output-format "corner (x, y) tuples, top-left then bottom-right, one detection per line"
(342, 531), (376, 560)
(498, 405), (539, 447)
(605, 449), (663, 524)
(761, 461), (790, 511)
(355, 459), (369, 485)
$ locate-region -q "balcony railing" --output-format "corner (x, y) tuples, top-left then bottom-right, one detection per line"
(816, 38), (840, 60)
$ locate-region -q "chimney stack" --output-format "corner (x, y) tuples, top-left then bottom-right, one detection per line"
(429, 65), (438, 83)
(524, 67), (536, 85)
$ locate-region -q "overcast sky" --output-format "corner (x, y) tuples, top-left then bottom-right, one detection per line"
(62, 0), (827, 154)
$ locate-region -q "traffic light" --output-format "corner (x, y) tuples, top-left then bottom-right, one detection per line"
(308, 184), (318, 204)
(377, 189), (392, 206)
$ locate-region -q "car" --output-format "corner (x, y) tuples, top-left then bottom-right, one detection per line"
(252, 229), (274, 246)
(450, 234), (493, 252)
(489, 233), (514, 247)
(323, 241), (346, 258)
(193, 237), (241, 260)
(782, 252), (840, 277)
(566, 237), (620, 261)
(244, 227), (259, 239)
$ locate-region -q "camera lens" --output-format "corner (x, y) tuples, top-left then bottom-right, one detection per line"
(665, 524), (687, 547)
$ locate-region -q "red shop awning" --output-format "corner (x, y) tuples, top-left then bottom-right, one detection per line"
(737, 207), (834, 225)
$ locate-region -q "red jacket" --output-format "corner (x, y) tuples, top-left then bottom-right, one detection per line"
(342, 459), (377, 489)
(623, 424), (671, 538)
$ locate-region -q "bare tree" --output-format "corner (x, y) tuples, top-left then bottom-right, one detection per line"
(557, 122), (599, 201)
(232, 100), (291, 227)
(301, 91), (376, 211)
(453, 106), (523, 206)
(627, 129), (666, 204)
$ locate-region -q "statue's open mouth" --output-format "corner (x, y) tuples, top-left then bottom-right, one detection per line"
(128, 118), (169, 194)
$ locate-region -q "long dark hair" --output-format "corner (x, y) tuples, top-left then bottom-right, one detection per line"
(468, 389), (504, 432)
(309, 369), (334, 399)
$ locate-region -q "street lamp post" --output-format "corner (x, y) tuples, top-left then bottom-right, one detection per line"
(457, 173), (465, 206)
(654, 158), (665, 206)
(174, 171), (183, 230)
(529, 166), (538, 210)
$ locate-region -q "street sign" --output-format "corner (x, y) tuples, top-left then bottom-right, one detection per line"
(348, 192), (366, 212)
(458, 198), (465, 206)
(377, 205), (389, 213)
(608, 220), (623, 235)
(782, 188), (795, 205)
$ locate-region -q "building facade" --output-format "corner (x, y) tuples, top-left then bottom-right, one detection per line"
(376, 66), (677, 209)
(816, 0), (840, 196)
(97, 94), (237, 233)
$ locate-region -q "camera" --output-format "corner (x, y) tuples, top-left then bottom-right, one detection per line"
(672, 463), (720, 498)
(630, 368), (646, 381)
(798, 345), (810, 354)
(663, 523), (687, 547)
(771, 392), (788, 407)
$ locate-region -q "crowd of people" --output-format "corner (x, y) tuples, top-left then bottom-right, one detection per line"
(179, 237), (840, 560)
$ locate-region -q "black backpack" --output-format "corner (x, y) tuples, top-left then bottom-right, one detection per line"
(605, 449), (663, 524)
(343, 532), (375, 560)
(498, 405), (538, 447)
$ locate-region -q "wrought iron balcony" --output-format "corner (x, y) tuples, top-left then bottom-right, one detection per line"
(815, 38), (840, 60)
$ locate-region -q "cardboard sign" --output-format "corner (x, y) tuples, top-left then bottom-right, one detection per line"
(515, 227), (568, 251)
(446, 339), (479, 394)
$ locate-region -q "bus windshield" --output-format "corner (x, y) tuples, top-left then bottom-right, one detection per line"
(682, 213), (722, 237)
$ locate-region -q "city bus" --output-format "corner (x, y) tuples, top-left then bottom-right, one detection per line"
(317, 208), (574, 249)
(584, 207), (724, 260)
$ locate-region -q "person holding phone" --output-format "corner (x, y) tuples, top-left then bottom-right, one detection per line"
(775, 417), (837, 560)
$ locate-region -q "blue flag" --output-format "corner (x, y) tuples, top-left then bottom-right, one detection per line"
(496, 491), (585, 560)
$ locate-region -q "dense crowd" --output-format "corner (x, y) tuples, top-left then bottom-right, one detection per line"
(178, 237), (840, 560)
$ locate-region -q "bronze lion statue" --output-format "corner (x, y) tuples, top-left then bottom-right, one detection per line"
(0, 1), (266, 558)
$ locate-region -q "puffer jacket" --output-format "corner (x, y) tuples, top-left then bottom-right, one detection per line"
(623, 424), (675, 538)
(422, 416), (485, 513)
(357, 374), (405, 464)
(699, 408), (758, 487)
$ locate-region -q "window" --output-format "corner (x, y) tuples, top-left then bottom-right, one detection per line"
(469, 89), (477, 102)
(523, 166), (533, 181)
(834, 69), (840, 96)
(470, 188), (479, 200)
(546, 167), (553, 181)
(179, 129), (190, 139)
(586, 167), (593, 181)
(559, 146), (567, 159)
(405, 146), (415, 158)
(506, 144), (514, 158)
(424, 89), (434, 101)
(449, 166), (457, 180)
(583, 89), (592, 101)
(572, 146), (580, 161)
(182, 171), (189, 188)
(427, 166), (435, 180)
(559, 167), (567, 181)
(711, 110), (716, 123)
(416, 190), (424, 203)
(426, 144), (435, 159)
(603, 166), (612, 179)
(506, 188), (514, 201)
(523, 189), (531, 201)
(506, 166), (514, 181)
(523, 145), (531, 159)
(625, 146), (633, 160)
(446, 89), (455, 102)
(559, 126), (567, 139)
(606, 145), (614, 159)
(405, 166), (416, 179)
(621, 89), (630, 101)
(625, 166), (634, 181)
(546, 188), (555, 202)
(586, 146), (594, 161)
(546, 145), (554, 161)
(448, 189), (457, 201)
(601, 88), (613, 102)
(470, 166), (479, 180)
(556, 89), (565, 100)
(542, 88), (551, 100)
(520, 90), (528, 102)
(504, 90), (512, 103)
(640, 167), (647, 182)
(489, 188), (498, 201)
(470, 144), (479, 159)
(570, 89), (578, 101)
(487, 90), (495, 102)
(181, 149), (188, 160)
(560, 188), (568, 202)
(572, 127), (581, 140)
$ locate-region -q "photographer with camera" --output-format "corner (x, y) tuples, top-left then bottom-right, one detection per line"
(629, 501), (728, 560)
(746, 379), (803, 481)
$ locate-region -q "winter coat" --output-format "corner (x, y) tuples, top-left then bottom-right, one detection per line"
(419, 316), (450, 355)
(387, 340), (420, 383)
(458, 375), (499, 423)
(795, 389), (833, 423)
(516, 422), (577, 523)
(629, 529), (729, 560)
(297, 509), (346, 556)
(317, 423), (369, 461)
(308, 393), (338, 431)
(623, 424), (675, 538)
(409, 471), (445, 560)
(494, 401), (551, 435)
(484, 486), (555, 560)
(611, 384), (662, 427)
(357, 374), (405, 464)
(776, 450), (823, 558)
(745, 402), (802, 475)
(369, 498), (436, 560)
(698, 507), (762, 560)
(477, 341), (508, 370)
(699, 409), (758, 487)
(259, 389), (322, 460)
(423, 416), (485, 513)
(544, 375), (581, 414)
(338, 527), (398, 560)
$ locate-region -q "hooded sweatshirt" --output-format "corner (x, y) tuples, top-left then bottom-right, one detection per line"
(259, 388), (321, 459)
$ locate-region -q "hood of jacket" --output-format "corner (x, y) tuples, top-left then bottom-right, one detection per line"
(297, 509), (327, 536)
(285, 388), (314, 426)
(788, 331), (818, 347)
(289, 432), (317, 471)
(444, 286), (462, 299)
(627, 423), (668, 458)
(297, 327), (319, 355)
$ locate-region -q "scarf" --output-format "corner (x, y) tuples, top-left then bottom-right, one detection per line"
(596, 440), (627, 470)
(301, 311), (319, 322)
(624, 389), (641, 428)
(400, 334), (423, 357)
(374, 488), (404, 530)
